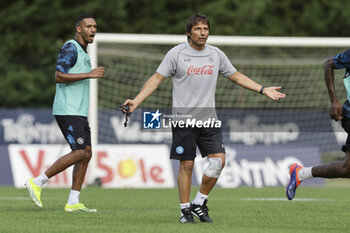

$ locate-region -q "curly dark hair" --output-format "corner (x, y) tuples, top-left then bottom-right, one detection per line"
(76, 14), (95, 26)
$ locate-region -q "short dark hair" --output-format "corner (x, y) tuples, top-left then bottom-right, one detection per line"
(76, 14), (95, 26)
(186, 14), (210, 39)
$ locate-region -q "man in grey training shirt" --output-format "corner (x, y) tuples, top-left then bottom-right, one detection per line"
(122, 14), (286, 223)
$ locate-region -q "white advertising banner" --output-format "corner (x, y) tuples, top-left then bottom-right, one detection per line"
(8, 144), (174, 188)
(8, 144), (73, 188)
(94, 144), (174, 188)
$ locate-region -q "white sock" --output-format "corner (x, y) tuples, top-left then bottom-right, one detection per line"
(180, 203), (191, 216)
(67, 190), (80, 205)
(33, 173), (49, 187)
(180, 203), (191, 209)
(298, 167), (313, 181)
(193, 191), (208, 205)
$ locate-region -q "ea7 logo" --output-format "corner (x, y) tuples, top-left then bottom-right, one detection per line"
(143, 109), (162, 129)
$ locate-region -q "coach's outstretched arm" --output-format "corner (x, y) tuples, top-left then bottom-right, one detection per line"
(122, 72), (166, 113)
(228, 71), (286, 100)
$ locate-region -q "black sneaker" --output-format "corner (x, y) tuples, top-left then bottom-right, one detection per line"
(179, 207), (196, 224)
(191, 199), (213, 222)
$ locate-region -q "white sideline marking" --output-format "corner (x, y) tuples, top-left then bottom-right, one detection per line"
(241, 198), (335, 202)
(0, 197), (29, 200)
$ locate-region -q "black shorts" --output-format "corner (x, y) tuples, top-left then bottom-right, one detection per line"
(55, 115), (91, 150)
(341, 116), (350, 152)
(170, 127), (225, 160)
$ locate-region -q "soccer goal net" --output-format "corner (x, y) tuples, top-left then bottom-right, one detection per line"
(88, 34), (350, 154)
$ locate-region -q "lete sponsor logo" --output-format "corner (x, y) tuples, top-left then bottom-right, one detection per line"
(1, 113), (64, 144)
(110, 116), (172, 142)
(227, 116), (299, 146)
(194, 146), (323, 188)
(187, 65), (214, 75)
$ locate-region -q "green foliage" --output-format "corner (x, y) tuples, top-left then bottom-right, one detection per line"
(1, 0), (350, 107)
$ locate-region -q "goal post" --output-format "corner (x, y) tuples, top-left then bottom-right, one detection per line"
(87, 33), (350, 182)
(91, 33), (350, 47)
(89, 33), (350, 143)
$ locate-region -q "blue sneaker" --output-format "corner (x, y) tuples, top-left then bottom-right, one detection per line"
(286, 163), (303, 200)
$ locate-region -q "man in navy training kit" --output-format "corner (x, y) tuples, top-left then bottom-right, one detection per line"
(25, 14), (104, 212)
(286, 49), (350, 200)
(121, 14), (286, 223)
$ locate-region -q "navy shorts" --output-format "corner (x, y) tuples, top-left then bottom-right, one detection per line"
(341, 116), (350, 152)
(170, 127), (225, 160)
(55, 115), (91, 150)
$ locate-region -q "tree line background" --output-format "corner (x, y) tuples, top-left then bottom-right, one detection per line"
(1, 0), (350, 108)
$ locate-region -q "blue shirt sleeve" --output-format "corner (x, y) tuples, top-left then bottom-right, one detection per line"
(56, 43), (77, 73)
(334, 49), (350, 69)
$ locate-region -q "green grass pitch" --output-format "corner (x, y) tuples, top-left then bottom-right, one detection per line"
(1, 185), (350, 233)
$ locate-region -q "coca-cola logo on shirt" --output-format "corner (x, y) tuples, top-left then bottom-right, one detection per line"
(187, 65), (214, 75)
